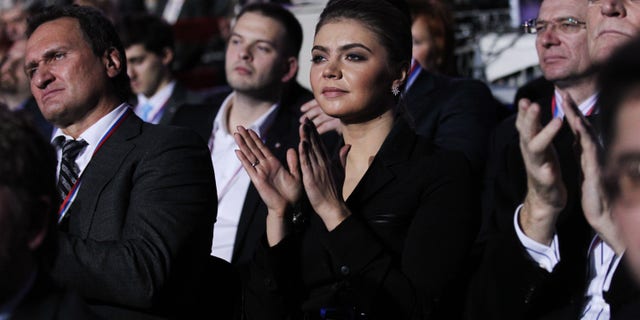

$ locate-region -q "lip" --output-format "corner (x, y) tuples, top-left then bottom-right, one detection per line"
(321, 87), (348, 98)
(233, 65), (252, 75)
(542, 54), (566, 64)
(41, 88), (63, 103)
(597, 29), (631, 39)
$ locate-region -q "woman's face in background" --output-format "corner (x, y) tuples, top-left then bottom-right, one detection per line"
(411, 14), (437, 71)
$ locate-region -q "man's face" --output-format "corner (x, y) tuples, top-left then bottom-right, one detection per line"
(224, 12), (289, 95)
(609, 97), (640, 283)
(587, 0), (640, 63)
(126, 44), (170, 97)
(25, 18), (112, 128)
(1, 6), (27, 42)
(535, 0), (591, 84)
(0, 40), (29, 94)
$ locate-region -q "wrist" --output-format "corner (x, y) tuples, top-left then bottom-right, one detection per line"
(520, 200), (559, 245)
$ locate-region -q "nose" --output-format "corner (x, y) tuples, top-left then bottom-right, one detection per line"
(238, 44), (252, 61)
(539, 26), (561, 48)
(600, 0), (627, 17)
(322, 59), (342, 79)
(32, 65), (54, 90)
(127, 66), (135, 79)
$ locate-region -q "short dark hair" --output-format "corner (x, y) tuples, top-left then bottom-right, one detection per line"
(235, 3), (303, 58)
(0, 104), (58, 269)
(315, 0), (412, 88)
(117, 13), (175, 57)
(599, 35), (640, 155)
(26, 5), (132, 101)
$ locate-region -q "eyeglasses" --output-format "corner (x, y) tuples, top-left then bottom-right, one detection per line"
(588, 0), (640, 6)
(523, 17), (586, 35)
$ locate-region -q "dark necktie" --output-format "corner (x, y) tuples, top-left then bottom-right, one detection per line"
(57, 138), (87, 200)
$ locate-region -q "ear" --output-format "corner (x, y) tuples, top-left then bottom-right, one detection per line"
(391, 61), (409, 91)
(27, 196), (51, 251)
(281, 56), (298, 83)
(103, 47), (123, 79)
(160, 47), (174, 67)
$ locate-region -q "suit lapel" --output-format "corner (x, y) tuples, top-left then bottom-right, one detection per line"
(68, 114), (141, 239)
(346, 119), (415, 207)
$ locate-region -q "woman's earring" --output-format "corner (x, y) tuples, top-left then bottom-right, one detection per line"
(392, 84), (400, 96)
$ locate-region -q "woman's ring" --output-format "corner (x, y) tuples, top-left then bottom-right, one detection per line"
(252, 160), (260, 167)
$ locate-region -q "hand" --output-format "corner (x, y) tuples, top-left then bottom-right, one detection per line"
(516, 98), (566, 245)
(562, 93), (624, 254)
(300, 99), (342, 135)
(234, 126), (303, 245)
(299, 118), (351, 231)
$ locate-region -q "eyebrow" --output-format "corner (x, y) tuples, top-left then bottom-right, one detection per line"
(24, 47), (67, 72)
(229, 32), (277, 48)
(312, 43), (373, 54)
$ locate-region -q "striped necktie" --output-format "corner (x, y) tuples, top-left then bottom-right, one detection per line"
(57, 138), (87, 200)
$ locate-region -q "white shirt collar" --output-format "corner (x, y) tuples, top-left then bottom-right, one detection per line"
(212, 92), (280, 138)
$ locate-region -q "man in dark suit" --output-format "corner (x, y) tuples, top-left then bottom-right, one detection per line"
(404, 65), (501, 185)
(468, 0), (640, 318)
(0, 105), (98, 320)
(170, 3), (309, 270)
(24, 5), (219, 319)
(116, 13), (203, 125)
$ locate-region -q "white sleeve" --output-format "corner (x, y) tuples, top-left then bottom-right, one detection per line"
(513, 204), (560, 272)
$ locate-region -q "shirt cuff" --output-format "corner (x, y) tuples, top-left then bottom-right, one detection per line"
(513, 204), (561, 272)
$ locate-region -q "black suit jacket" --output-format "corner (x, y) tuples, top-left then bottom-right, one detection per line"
(18, 97), (53, 139)
(11, 272), (98, 320)
(243, 118), (476, 320)
(468, 87), (640, 319)
(159, 82), (203, 125)
(404, 70), (501, 180)
(51, 111), (218, 319)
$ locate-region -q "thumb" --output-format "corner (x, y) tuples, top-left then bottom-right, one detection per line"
(339, 144), (351, 169)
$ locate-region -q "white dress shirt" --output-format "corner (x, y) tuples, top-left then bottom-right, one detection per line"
(514, 206), (622, 320)
(209, 93), (279, 262)
(134, 81), (176, 124)
(52, 104), (130, 216)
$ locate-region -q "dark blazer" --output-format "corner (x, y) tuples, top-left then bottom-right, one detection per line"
(468, 88), (640, 319)
(243, 118), (476, 320)
(158, 82), (203, 125)
(404, 70), (501, 181)
(170, 88), (307, 267)
(18, 97), (53, 139)
(51, 111), (218, 319)
(11, 272), (99, 320)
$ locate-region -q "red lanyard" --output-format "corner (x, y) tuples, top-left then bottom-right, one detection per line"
(58, 108), (132, 220)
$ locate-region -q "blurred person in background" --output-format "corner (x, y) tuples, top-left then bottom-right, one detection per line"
(0, 104), (97, 319)
(116, 13), (204, 124)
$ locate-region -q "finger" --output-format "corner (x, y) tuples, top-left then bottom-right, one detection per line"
(236, 126), (267, 161)
(300, 99), (318, 113)
(562, 93), (601, 148)
(339, 144), (351, 169)
(304, 118), (325, 166)
(235, 149), (259, 177)
(286, 148), (301, 182)
(528, 117), (563, 154)
(233, 129), (259, 163)
(300, 105), (323, 124)
(316, 117), (341, 135)
(515, 98), (540, 142)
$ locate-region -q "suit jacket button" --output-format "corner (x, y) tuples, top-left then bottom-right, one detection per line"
(340, 265), (350, 275)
